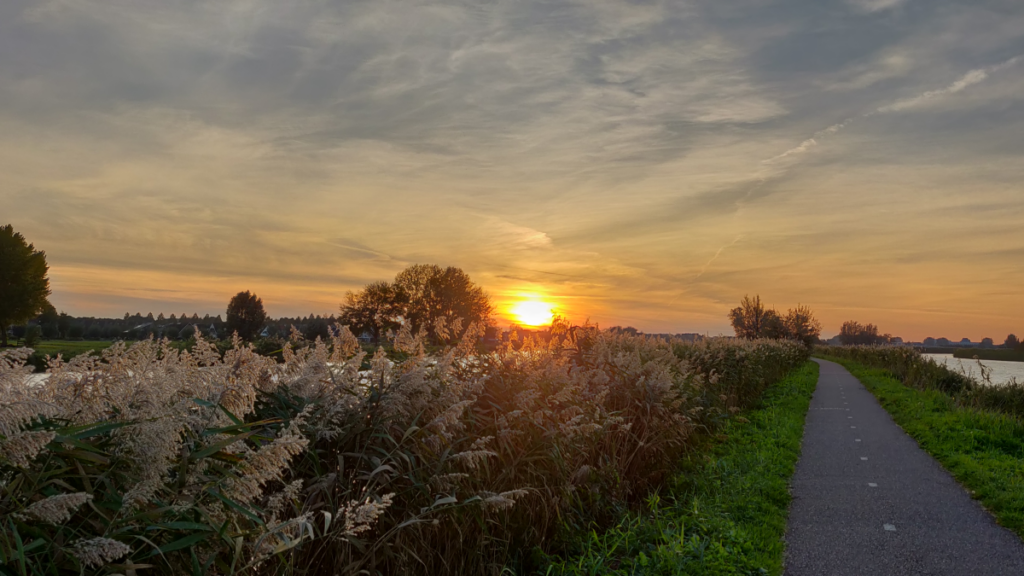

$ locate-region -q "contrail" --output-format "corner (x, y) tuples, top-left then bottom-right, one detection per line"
(667, 235), (744, 304)
(766, 54), (1022, 164)
(878, 55), (1021, 113)
(693, 235), (744, 282)
(764, 119), (855, 164)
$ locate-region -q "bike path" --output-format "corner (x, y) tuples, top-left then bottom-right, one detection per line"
(784, 358), (1024, 575)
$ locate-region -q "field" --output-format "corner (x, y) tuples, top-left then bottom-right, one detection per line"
(18, 340), (119, 373)
(1, 325), (809, 575)
(28, 340), (115, 356)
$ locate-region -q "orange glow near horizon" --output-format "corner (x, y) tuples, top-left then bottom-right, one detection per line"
(509, 298), (556, 327)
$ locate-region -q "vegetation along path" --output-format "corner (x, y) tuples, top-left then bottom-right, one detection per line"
(784, 358), (1024, 575)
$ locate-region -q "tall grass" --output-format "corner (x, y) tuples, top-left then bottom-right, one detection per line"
(815, 345), (1024, 419)
(1, 325), (807, 575)
(544, 361), (819, 576)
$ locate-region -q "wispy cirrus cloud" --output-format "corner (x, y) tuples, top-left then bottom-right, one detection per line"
(878, 55), (1022, 112)
(845, 0), (907, 13)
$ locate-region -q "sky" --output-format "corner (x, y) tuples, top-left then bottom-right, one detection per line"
(2, 0), (1023, 341)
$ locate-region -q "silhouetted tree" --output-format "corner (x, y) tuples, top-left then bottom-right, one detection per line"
(838, 321), (891, 345)
(394, 264), (492, 343)
(37, 303), (59, 339)
(339, 265), (492, 344)
(729, 296), (821, 346)
(0, 224), (52, 347)
(784, 304), (823, 346)
(1006, 334), (1020, 349)
(760, 310), (788, 339)
(57, 312), (72, 339)
(728, 295), (772, 339)
(225, 291), (268, 341)
(302, 316), (332, 342)
(339, 281), (408, 343)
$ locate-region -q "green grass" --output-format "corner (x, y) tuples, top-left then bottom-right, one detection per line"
(818, 356), (1024, 538)
(30, 340), (116, 355)
(952, 349), (1024, 363)
(543, 361), (820, 576)
(22, 340), (119, 372)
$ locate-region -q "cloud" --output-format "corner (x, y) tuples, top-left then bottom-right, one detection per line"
(2, 0), (1024, 339)
(878, 55), (1022, 112)
(845, 0), (907, 13)
(765, 53), (1021, 169)
(824, 52), (913, 91)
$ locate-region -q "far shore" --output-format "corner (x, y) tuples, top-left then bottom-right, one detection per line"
(951, 348), (1024, 363)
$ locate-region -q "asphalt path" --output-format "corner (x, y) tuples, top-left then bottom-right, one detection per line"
(784, 358), (1024, 575)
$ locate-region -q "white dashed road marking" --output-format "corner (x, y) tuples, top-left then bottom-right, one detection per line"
(884, 524), (896, 532)
(869, 483), (878, 487)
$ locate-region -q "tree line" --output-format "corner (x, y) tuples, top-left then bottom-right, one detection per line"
(9, 222), (1017, 351)
(2, 223), (495, 347)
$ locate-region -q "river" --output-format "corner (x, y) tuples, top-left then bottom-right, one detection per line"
(923, 354), (1024, 386)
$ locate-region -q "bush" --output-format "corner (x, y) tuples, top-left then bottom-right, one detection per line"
(1, 327), (807, 575)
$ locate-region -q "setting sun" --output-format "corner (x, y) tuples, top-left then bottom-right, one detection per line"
(509, 299), (555, 327)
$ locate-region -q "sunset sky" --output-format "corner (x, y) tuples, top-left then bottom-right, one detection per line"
(3, 0), (1023, 340)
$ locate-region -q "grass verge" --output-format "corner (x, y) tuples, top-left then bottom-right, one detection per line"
(818, 356), (1024, 538)
(543, 360), (820, 576)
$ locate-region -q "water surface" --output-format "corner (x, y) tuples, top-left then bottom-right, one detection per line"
(923, 354), (1024, 386)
